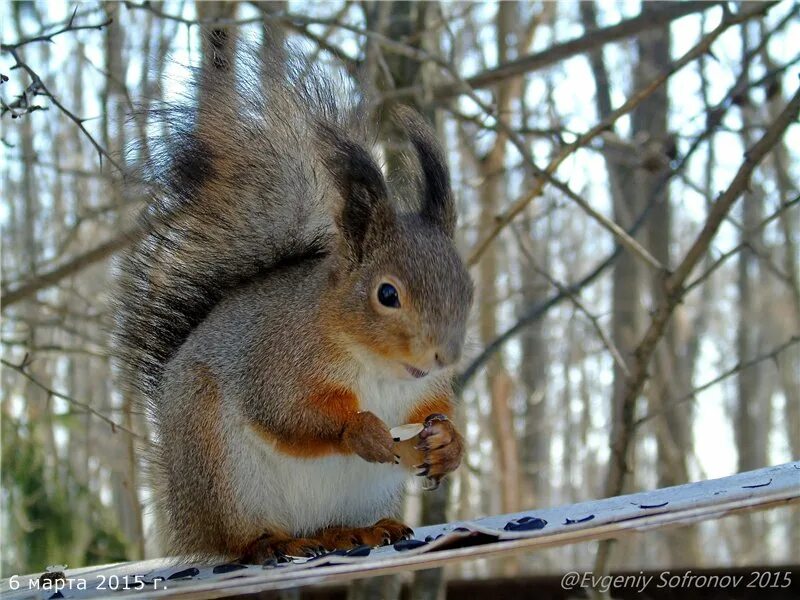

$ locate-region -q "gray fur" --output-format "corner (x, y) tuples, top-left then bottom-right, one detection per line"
(114, 33), (473, 559)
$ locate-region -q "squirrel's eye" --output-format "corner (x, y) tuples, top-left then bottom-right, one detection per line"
(377, 282), (401, 309)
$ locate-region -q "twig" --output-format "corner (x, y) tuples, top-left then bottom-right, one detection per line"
(684, 195), (800, 293)
(633, 335), (800, 428)
(126, 1), (433, 65)
(1, 226), (142, 309)
(2, 356), (149, 443)
(1, 10), (120, 170)
(1, 339), (109, 358)
(456, 197), (657, 392)
(0, 7), (111, 50)
(512, 225), (631, 376)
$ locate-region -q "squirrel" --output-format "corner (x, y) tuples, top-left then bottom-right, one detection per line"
(114, 30), (473, 563)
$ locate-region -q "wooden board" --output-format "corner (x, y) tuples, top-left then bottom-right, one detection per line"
(2, 461), (798, 599)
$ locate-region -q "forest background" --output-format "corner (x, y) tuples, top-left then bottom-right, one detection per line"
(1, 0), (798, 590)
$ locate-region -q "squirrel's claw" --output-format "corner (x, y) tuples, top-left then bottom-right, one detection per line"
(422, 413), (448, 426)
(240, 534), (329, 565)
(416, 415), (464, 484)
(316, 519), (414, 550)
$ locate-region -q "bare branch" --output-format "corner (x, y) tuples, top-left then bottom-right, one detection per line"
(634, 335), (800, 428)
(1, 8), (119, 169)
(2, 226), (141, 309)
(441, 61), (666, 272)
(2, 47), (121, 170)
(684, 195), (800, 293)
(457, 46), (750, 390)
(0, 7), (111, 51)
(386, 1), (726, 101)
(2, 356), (149, 443)
(456, 197), (658, 392)
(466, 1), (778, 268)
(592, 80), (800, 580)
(603, 82), (800, 505)
(512, 226), (631, 376)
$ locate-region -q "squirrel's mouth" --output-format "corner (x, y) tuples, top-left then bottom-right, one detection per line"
(403, 363), (429, 379)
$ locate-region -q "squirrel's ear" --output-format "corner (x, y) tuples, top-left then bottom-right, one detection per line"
(396, 107), (456, 238)
(318, 124), (392, 263)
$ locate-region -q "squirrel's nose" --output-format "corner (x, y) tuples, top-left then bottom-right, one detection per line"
(434, 341), (462, 368)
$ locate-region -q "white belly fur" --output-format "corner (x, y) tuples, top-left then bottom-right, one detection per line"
(224, 371), (437, 536)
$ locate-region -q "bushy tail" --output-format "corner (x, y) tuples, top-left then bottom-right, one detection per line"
(114, 31), (365, 402)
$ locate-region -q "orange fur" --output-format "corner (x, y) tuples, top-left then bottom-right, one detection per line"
(249, 426), (343, 459)
(405, 393), (454, 425)
(240, 531), (323, 562)
(315, 519), (412, 548)
(194, 366), (226, 459)
(346, 320), (413, 362)
(250, 385), (361, 458)
(305, 384), (360, 423)
(240, 518), (413, 562)
(326, 297), (416, 364)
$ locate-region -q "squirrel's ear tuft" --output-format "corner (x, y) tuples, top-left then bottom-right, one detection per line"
(396, 107), (456, 238)
(205, 28), (235, 71)
(318, 124), (392, 263)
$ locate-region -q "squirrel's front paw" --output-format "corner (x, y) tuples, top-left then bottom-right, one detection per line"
(414, 414), (464, 489)
(343, 411), (397, 464)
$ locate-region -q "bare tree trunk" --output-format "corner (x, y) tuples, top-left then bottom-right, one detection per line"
(635, 2), (700, 566)
(12, 6), (63, 570)
(518, 3), (557, 513)
(102, 1), (144, 561)
(734, 20), (772, 559)
(761, 41), (800, 561)
(480, 0), (531, 520)
(518, 216), (550, 512)
(581, 0), (643, 570)
(761, 35), (800, 482)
